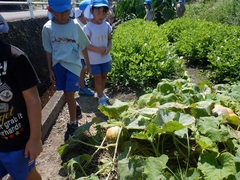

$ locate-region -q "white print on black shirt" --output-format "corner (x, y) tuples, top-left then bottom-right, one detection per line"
(0, 111), (24, 139)
(0, 61), (7, 85)
(0, 74), (24, 139)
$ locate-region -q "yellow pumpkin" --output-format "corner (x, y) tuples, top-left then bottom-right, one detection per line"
(106, 126), (121, 142)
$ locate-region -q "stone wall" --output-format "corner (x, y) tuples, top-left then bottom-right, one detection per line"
(0, 17), (50, 95)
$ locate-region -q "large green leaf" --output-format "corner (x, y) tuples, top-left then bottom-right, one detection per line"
(137, 93), (159, 107)
(155, 109), (195, 128)
(142, 155), (169, 179)
(198, 152), (236, 179)
(185, 168), (201, 180)
(197, 116), (229, 142)
(196, 135), (218, 152)
(64, 154), (92, 179)
(190, 100), (214, 118)
(98, 99), (129, 119)
(156, 81), (175, 95)
(118, 156), (145, 180)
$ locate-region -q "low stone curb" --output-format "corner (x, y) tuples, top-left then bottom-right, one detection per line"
(41, 91), (65, 141)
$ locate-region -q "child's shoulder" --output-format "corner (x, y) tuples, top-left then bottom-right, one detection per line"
(43, 20), (52, 27)
(72, 18), (80, 25)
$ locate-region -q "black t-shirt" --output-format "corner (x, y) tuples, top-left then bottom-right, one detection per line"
(0, 41), (40, 152)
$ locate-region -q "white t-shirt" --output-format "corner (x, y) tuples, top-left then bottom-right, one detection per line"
(83, 21), (112, 65)
(145, 9), (154, 21)
(42, 19), (90, 76)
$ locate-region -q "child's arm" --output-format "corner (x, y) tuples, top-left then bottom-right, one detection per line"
(81, 48), (91, 74)
(23, 86), (42, 160)
(104, 32), (112, 55)
(46, 52), (56, 84)
(85, 35), (108, 55)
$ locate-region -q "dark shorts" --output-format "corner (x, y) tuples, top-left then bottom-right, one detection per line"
(53, 63), (80, 92)
(0, 149), (36, 179)
(91, 61), (111, 75)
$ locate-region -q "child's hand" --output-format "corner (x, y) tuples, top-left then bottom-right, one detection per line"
(49, 69), (56, 84)
(103, 47), (111, 54)
(85, 65), (91, 75)
(25, 139), (43, 160)
(98, 47), (108, 55)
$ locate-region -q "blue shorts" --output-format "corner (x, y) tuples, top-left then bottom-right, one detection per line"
(0, 149), (36, 179)
(53, 63), (80, 92)
(91, 61), (111, 75)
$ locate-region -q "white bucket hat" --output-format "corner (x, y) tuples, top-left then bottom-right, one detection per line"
(0, 14), (9, 33)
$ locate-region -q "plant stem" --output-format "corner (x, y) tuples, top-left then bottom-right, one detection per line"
(106, 127), (123, 180)
(83, 136), (107, 169)
(173, 134), (187, 159)
(71, 139), (116, 149)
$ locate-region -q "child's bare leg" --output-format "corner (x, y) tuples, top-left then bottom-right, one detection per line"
(80, 68), (86, 89)
(101, 73), (107, 92)
(26, 167), (41, 180)
(64, 91), (76, 121)
(94, 74), (103, 98)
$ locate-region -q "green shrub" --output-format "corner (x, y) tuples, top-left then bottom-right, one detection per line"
(186, 0), (240, 26)
(109, 19), (185, 92)
(113, 0), (145, 21)
(158, 17), (240, 84)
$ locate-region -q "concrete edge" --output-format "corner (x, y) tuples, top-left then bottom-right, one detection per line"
(41, 91), (65, 141)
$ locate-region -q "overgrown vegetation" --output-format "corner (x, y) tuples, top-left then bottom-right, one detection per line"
(58, 0), (240, 179)
(158, 17), (240, 84)
(185, 0), (240, 26)
(60, 79), (240, 179)
(113, 0), (177, 25)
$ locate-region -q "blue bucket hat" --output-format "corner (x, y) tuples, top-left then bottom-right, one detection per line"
(75, 0), (91, 18)
(79, 0), (92, 10)
(144, 0), (152, 6)
(48, 0), (71, 12)
(92, 0), (109, 7)
(178, 0), (184, 2)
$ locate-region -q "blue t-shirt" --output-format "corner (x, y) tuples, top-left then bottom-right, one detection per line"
(42, 18), (90, 76)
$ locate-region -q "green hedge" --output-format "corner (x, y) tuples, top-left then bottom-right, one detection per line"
(109, 19), (185, 92)
(158, 17), (240, 83)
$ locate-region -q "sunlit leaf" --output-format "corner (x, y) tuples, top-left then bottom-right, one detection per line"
(190, 100), (214, 118)
(198, 152), (236, 179)
(142, 155), (169, 179)
(98, 99), (129, 119)
(197, 117), (229, 142)
(196, 135), (218, 152)
(118, 156), (145, 180)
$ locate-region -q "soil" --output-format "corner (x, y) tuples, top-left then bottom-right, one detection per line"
(4, 67), (204, 180)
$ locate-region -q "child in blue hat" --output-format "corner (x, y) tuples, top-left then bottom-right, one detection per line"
(176, 0), (186, 18)
(42, 0), (91, 142)
(144, 0), (155, 21)
(0, 14), (42, 180)
(83, 0), (112, 106)
(75, 0), (95, 97)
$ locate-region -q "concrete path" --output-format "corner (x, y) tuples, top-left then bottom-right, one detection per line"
(1, 9), (48, 21)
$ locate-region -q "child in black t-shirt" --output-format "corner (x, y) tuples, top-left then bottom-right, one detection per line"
(0, 14), (42, 180)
